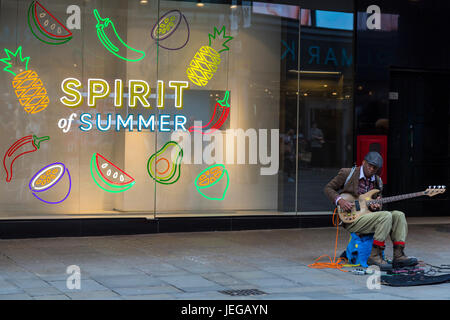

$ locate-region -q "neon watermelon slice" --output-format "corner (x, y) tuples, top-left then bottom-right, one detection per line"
(27, 1), (72, 45)
(90, 153), (135, 193)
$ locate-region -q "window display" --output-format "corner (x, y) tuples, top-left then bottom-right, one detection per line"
(0, 0), (353, 220)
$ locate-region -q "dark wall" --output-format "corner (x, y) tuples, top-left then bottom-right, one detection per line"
(355, 0), (450, 216)
(355, 0), (450, 135)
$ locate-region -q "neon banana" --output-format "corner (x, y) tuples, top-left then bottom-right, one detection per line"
(93, 9), (145, 62)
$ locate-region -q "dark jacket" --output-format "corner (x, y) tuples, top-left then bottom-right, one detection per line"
(324, 166), (383, 205)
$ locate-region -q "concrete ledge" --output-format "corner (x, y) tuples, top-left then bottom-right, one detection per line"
(0, 215), (334, 239)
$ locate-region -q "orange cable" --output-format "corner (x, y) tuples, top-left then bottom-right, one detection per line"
(307, 208), (348, 272)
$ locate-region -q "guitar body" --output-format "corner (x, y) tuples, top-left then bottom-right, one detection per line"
(337, 189), (381, 223)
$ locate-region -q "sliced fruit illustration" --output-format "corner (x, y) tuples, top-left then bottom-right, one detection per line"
(186, 26), (233, 87)
(3, 135), (50, 182)
(31, 163), (64, 191)
(147, 141), (183, 185)
(29, 162), (71, 204)
(27, 1), (73, 45)
(94, 9), (145, 62)
(150, 10), (190, 50)
(194, 164), (229, 201)
(1, 46), (50, 114)
(188, 91), (230, 134)
(152, 10), (182, 41)
(90, 153), (135, 193)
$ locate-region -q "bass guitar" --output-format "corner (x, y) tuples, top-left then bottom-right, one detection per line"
(337, 186), (446, 223)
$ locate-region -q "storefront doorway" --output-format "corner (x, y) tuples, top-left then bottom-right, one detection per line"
(388, 69), (450, 216)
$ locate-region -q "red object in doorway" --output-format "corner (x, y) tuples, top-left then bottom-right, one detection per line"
(356, 135), (387, 184)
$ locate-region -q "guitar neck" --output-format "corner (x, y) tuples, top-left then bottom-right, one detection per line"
(368, 192), (426, 205)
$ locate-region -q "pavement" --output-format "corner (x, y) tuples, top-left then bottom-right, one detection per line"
(0, 217), (450, 300)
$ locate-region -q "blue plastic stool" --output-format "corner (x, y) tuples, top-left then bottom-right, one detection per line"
(345, 233), (380, 268)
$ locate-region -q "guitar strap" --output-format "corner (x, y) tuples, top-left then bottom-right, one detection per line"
(344, 166), (357, 187)
(376, 175), (383, 192)
(344, 165), (383, 193)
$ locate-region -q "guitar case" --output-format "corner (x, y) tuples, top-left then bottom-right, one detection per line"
(381, 273), (450, 287)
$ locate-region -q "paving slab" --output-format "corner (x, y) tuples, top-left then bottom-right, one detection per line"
(111, 285), (182, 296)
(93, 274), (164, 289)
(64, 290), (123, 300)
(49, 279), (108, 293)
(0, 293), (32, 300)
(24, 287), (62, 297)
(9, 278), (51, 289)
(33, 294), (71, 300)
(200, 272), (252, 286)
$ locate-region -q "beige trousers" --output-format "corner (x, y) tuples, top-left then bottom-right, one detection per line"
(344, 210), (408, 244)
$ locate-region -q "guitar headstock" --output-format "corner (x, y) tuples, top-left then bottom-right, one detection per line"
(424, 185), (446, 197)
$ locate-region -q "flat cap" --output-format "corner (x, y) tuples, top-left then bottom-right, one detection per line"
(364, 151), (383, 168)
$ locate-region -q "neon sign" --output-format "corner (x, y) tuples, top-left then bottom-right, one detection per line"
(94, 9), (145, 62)
(150, 10), (190, 50)
(60, 78), (189, 109)
(188, 91), (230, 134)
(3, 135), (50, 183)
(194, 164), (229, 201)
(29, 162), (72, 204)
(90, 153), (135, 193)
(1, 46), (49, 114)
(78, 113), (187, 132)
(27, 1), (73, 45)
(186, 26), (233, 87)
(147, 141), (183, 185)
(59, 77), (191, 132)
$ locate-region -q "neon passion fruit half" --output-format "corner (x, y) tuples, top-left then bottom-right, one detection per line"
(29, 162), (71, 204)
(151, 10), (182, 41)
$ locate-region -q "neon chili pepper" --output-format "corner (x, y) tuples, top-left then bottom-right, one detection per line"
(188, 91), (230, 135)
(3, 135), (50, 182)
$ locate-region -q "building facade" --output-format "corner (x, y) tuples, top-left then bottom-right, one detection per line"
(0, 0), (448, 237)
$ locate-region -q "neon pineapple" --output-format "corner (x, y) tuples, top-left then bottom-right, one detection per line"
(0, 46), (49, 114)
(186, 26), (233, 87)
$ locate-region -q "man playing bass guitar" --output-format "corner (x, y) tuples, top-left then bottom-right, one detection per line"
(324, 151), (418, 271)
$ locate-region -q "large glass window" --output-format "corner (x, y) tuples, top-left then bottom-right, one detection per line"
(0, 0), (353, 220)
